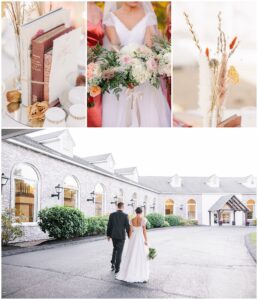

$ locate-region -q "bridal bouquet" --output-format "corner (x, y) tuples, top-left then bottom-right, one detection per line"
(148, 247), (157, 260)
(184, 11), (240, 126)
(119, 43), (160, 89)
(87, 44), (162, 107)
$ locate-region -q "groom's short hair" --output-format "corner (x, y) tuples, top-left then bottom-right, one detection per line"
(117, 202), (124, 209)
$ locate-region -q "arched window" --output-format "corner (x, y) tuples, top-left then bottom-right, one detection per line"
(12, 163), (39, 222)
(63, 176), (79, 208)
(95, 183), (105, 216)
(187, 199), (196, 220)
(247, 200), (255, 219)
(165, 199), (174, 215)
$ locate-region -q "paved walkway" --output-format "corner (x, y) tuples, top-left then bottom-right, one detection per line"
(2, 226), (256, 298)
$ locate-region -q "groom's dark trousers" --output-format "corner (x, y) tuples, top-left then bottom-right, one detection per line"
(107, 210), (130, 271)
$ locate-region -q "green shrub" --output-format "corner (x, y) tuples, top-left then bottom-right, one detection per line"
(146, 220), (152, 229)
(146, 213), (165, 228)
(38, 206), (87, 239)
(163, 221), (170, 227)
(86, 215), (109, 235)
(1, 209), (24, 245)
(182, 219), (198, 226)
(165, 215), (183, 226)
(253, 219), (257, 226)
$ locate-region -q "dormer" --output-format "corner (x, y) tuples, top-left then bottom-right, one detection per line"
(32, 130), (75, 157)
(242, 175), (256, 188)
(84, 153), (115, 173)
(207, 174), (220, 188)
(115, 167), (139, 182)
(169, 174), (182, 188)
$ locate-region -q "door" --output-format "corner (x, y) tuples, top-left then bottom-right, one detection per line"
(221, 211), (231, 224)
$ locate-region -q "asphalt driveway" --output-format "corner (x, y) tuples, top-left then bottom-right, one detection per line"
(2, 226), (256, 298)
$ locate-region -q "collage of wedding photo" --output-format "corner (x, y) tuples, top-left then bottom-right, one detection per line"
(1, 0), (257, 299)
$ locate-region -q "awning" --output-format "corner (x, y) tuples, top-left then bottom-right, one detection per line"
(208, 195), (249, 212)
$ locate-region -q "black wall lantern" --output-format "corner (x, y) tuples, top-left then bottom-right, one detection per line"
(179, 204), (184, 210)
(1, 173), (9, 189)
(128, 198), (135, 207)
(150, 201), (156, 210)
(51, 184), (63, 200)
(87, 191), (95, 203)
(141, 200), (147, 208)
(110, 195), (118, 205)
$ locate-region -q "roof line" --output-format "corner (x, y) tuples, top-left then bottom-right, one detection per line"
(6, 138), (160, 194)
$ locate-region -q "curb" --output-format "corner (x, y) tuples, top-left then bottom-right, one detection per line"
(2, 235), (106, 257)
(245, 233), (256, 263)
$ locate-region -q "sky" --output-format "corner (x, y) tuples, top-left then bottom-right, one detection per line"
(28, 128), (258, 178)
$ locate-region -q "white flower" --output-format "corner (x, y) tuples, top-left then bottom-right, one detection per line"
(131, 61), (150, 84)
(120, 43), (140, 55)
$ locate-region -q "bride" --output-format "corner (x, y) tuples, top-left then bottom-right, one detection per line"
(116, 207), (149, 283)
(102, 2), (171, 127)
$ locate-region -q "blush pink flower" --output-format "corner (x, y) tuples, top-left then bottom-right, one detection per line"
(146, 58), (157, 72)
(87, 63), (96, 80)
(120, 54), (133, 65)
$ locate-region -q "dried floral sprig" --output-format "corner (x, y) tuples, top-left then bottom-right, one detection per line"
(217, 11), (227, 54)
(228, 41), (240, 59)
(183, 12), (202, 53)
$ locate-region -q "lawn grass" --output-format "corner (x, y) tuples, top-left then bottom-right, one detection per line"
(249, 232), (256, 246)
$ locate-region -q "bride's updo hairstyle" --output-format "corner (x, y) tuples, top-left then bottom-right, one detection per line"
(135, 207), (142, 214)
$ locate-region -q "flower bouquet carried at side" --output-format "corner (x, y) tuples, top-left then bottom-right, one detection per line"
(184, 11), (240, 127)
(148, 247), (157, 260)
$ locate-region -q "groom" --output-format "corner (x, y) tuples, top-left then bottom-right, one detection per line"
(107, 202), (130, 274)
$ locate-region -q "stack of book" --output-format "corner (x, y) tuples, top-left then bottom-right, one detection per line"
(20, 8), (79, 107)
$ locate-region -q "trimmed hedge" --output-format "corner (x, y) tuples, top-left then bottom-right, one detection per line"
(165, 215), (183, 226)
(38, 206), (198, 241)
(86, 216), (109, 235)
(146, 213), (165, 228)
(38, 206), (87, 239)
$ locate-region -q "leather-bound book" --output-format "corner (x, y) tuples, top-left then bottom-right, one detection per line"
(217, 114), (242, 127)
(31, 24), (73, 103)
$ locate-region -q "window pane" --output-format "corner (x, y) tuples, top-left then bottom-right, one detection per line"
(95, 193), (102, 216)
(64, 188), (77, 208)
(13, 164), (38, 180)
(64, 176), (78, 189)
(165, 201), (174, 215)
(188, 204), (196, 219)
(15, 179), (35, 222)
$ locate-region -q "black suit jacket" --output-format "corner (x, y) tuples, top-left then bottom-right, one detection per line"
(107, 210), (130, 240)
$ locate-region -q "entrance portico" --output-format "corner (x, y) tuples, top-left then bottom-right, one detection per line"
(208, 195), (250, 226)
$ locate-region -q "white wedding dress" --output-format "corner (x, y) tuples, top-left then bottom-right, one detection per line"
(102, 11), (171, 127)
(116, 218), (149, 283)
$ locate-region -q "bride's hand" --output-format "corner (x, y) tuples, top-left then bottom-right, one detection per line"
(144, 241), (148, 246)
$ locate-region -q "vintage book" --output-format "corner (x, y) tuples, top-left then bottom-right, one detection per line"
(49, 28), (81, 103)
(43, 49), (52, 102)
(43, 50), (60, 107)
(20, 8), (70, 106)
(217, 114), (242, 128)
(31, 24), (73, 103)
